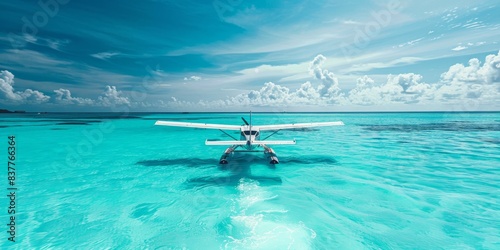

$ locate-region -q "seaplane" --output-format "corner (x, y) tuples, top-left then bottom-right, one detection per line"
(154, 113), (344, 164)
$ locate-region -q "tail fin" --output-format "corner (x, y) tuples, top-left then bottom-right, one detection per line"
(249, 111), (252, 132)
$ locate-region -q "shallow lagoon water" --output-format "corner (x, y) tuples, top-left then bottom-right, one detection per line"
(1, 112), (499, 249)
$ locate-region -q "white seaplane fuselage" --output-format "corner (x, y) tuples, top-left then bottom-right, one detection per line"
(240, 126), (260, 150)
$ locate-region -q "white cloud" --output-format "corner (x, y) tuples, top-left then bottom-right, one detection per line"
(308, 54), (342, 101)
(347, 73), (435, 105)
(17, 89), (51, 104)
(0, 70), (18, 101)
(292, 81), (320, 103)
(226, 82), (290, 106)
(91, 51), (120, 60)
(451, 42), (488, 52)
(0, 70), (50, 104)
(348, 76), (380, 105)
(205, 52), (499, 109)
(216, 55), (345, 107)
(452, 45), (468, 51)
(54, 88), (94, 105)
(436, 51), (500, 102)
(97, 86), (130, 107)
(183, 76), (202, 81)
(1, 70), (135, 107)
(442, 52), (500, 84)
(4, 51), (500, 111)
(54, 85), (134, 107)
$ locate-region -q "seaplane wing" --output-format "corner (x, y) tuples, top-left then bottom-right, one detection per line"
(255, 121), (344, 131)
(155, 121), (241, 130)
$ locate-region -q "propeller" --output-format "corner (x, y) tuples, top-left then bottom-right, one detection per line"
(241, 117), (249, 125)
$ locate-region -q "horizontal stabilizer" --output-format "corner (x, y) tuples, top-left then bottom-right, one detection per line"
(205, 140), (296, 146)
(254, 140), (296, 145)
(155, 120), (241, 130)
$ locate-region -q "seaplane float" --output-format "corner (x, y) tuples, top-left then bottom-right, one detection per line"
(155, 113), (344, 164)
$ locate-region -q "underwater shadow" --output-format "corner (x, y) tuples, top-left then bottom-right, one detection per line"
(138, 154), (339, 188)
(278, 155), (338, 165)
(185, 155), (282, 188)
(136, 158), (219, 168)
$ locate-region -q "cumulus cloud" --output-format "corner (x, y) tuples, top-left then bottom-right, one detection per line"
(441, 52), (500, 84)
(220, 54), (345, 107)
(348, 76), (380, 105)
(225, 80), (341, 107)
(4, 51), (500, 110)
(0, 70), (132, 108)
(309, 54), (342, 100)
(18, 89), (51, 103)
(54, 88), (94, 105)
(54, 85), (131, 107)
(209, 81), (324, 107)
(292, 81), (320, 103)
(344, 51), (500, 106)
(348, 74), (436, 105)
(97, 86), (130, 107)
(216, 52), (499, 108)
(237, 82), (291, 106)
(0, 70), (50, 104)
(434, 51), (500, 103)
(0, 70), (18, 100)
(223, 55), (436, 107)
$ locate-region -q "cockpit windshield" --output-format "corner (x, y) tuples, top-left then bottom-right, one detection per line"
(243, 130), (259, 135)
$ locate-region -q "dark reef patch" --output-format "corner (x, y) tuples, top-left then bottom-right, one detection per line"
(363, 122), (500, 132)
(55, 122), (92, 125)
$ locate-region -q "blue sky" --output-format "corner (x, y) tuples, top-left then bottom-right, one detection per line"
(0, 0), (499, 111)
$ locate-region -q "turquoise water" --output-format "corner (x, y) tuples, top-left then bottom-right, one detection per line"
(1, 112), (499, 249)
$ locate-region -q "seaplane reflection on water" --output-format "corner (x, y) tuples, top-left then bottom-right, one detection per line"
(155, 112), (344, 164)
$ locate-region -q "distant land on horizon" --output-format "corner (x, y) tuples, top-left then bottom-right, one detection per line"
(0, 108), (25, 113)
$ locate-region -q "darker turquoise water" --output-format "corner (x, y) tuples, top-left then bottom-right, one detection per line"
(1, 112), (499, 249)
